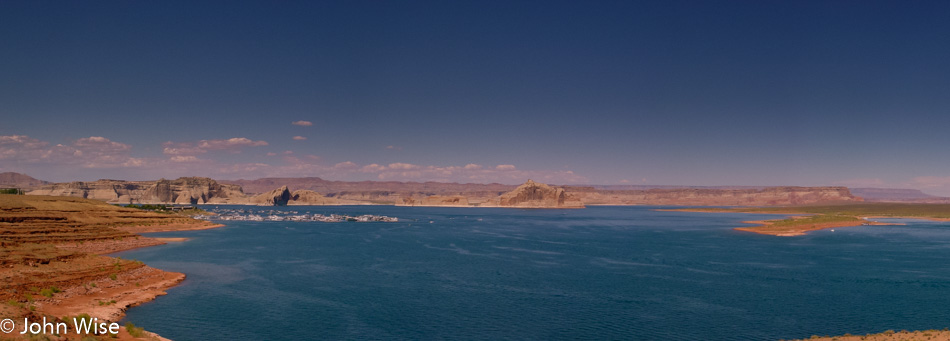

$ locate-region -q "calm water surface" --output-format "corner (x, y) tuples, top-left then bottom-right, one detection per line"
(117, 206), (950, 340)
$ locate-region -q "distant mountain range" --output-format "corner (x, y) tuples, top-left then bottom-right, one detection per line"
(0, 172), (890, 207)
(0, 172), (49, 189)
(850, 187), (950, 203)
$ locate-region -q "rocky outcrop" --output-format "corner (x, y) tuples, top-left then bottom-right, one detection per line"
(484, 180), (585, 208)
(147, 177), (246, 204)
(289, 190), (344, 205)
(398, 195), (471, 207)
(28, 177), (246, 204)
(565, 186), (861, 206)
(248, 186), (292, 206)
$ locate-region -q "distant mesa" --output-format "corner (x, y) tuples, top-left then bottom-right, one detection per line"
(9, 172), (909, 207)
(22, 174), (353, 206)
(487, 179), (585, 208)
(564, 185), (863, 206)
(400, 180), (584, 208)
(28, 177), (246, 205)
(246, 187), (348, 206)
(0, 172), (49, 189)
(290, 190), (341, 205)
(850, 187), (950, 203)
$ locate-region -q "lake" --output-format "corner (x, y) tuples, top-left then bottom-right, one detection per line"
(118, 206), (950, 340)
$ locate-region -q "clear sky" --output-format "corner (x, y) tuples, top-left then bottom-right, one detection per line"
(2, 1), (950, 194)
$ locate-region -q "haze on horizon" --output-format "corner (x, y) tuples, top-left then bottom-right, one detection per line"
(2, 1), (950, 195)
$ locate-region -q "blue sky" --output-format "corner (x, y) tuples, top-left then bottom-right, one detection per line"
(3, 1), (950, 194)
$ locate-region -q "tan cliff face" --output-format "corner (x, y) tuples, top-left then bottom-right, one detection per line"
(22, 173), (862, 207)
(248, 186), (292, 206)
(485, 180), (586, 208)
(289, 190), (367, 205)
(25, 177), (347, 206)
(28, 177), (246, 204)
(565, 186), (861, 206)
(246, 188), (361, 206)
(151, 177), (246, 204)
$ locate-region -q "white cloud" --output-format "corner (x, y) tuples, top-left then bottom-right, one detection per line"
(360, 164), (386, 173)
(0, 134), (589, 185)
(163, 137), (268, 156)
(170, 155), (200, 163)
(293, 136), (307, 141)
(0, 135), (137, 168)
(333, 161), (359, 170)
(387, 162), (419, 170)
(292, 120), (313, 127)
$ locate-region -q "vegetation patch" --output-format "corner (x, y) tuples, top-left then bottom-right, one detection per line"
(125, 322), (145, 337)
(767, 214), (860, 227)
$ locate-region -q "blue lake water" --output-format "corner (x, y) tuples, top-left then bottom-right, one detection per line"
(116, 206), (950, 340)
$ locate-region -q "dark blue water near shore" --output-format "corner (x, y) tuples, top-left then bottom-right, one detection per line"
(117, 206), (950, 340)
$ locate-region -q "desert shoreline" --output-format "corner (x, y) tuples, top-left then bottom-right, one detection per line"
(51, 220), (225, 341)
(54, 220), (226, 341)
(0, 194), (226, 340)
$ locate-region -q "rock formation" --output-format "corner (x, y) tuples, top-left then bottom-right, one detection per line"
(28, 177), (246, 204)
(486, 180), (585, 208)
(564, 186), (861, 206)
(290, 190), (344, 205)
(21, 173), (867, 207)
(148, 177), (246, 204)
(248, 186), (292, 206)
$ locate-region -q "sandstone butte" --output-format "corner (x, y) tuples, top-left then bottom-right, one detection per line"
(0, 194), (223, 340)
(397, 180), (585, 208)
(485, 179), (585, 208)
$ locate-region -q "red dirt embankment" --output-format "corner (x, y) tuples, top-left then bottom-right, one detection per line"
(0, 194), (221, 340)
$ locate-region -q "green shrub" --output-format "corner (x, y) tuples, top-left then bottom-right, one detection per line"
(125, 322), (145, 337)
(39, 287), (61, 297)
